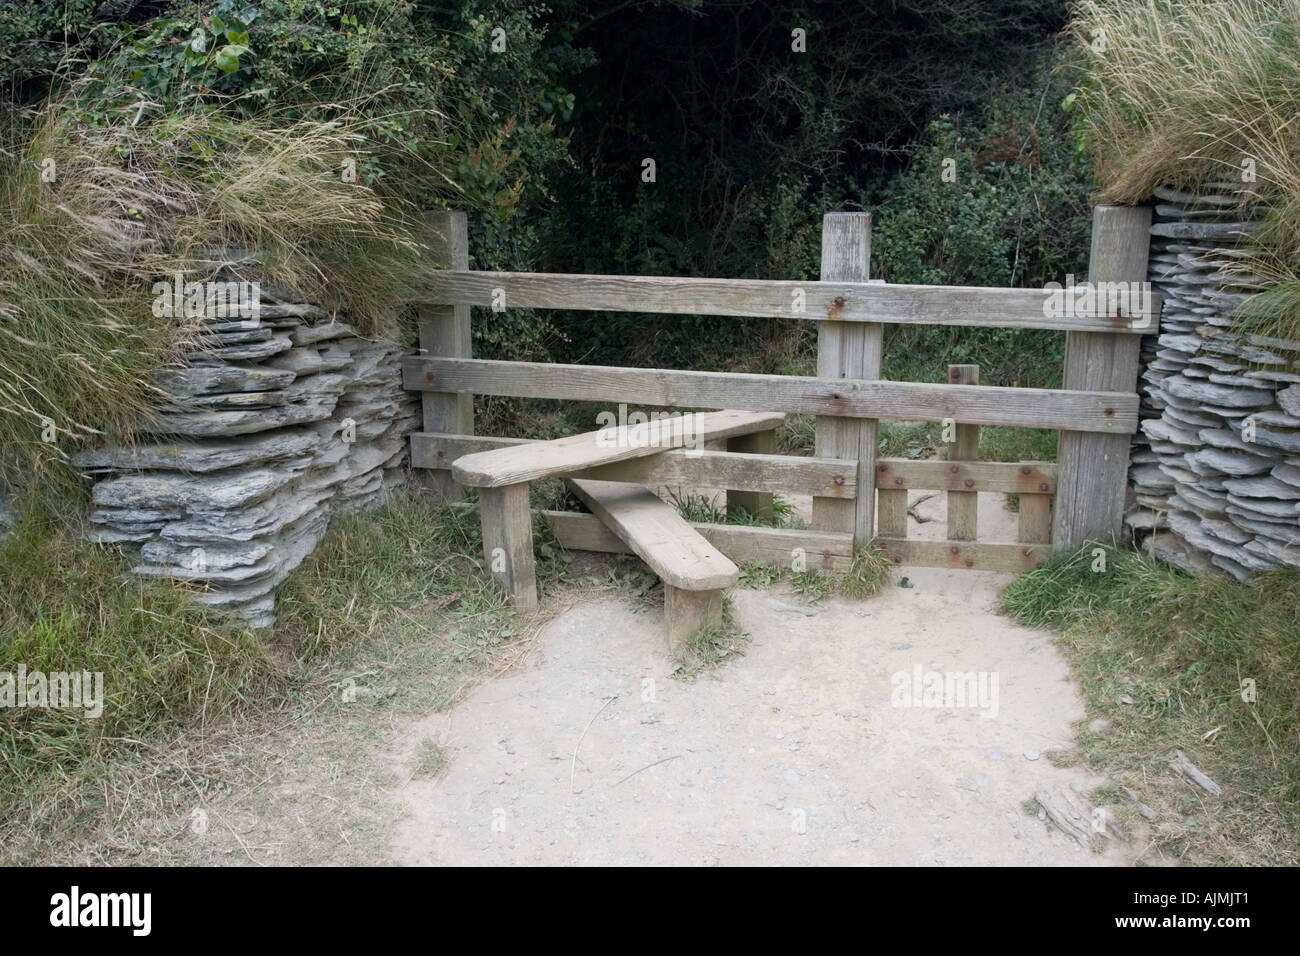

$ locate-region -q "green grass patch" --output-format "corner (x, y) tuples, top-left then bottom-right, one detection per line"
(0, 489), (566, 860)
(1003, 545), (1300, 864)
(0, 501), (282, 848)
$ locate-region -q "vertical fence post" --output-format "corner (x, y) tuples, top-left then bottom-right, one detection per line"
(726, 429), (775, 522)
(418, 210), (473, 502)
(1052, 205), (1150, 551)
(813, 212), (880, 548)
(945, 364), (980, 540)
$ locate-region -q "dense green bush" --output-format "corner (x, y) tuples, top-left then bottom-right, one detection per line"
(533, 0), (1079, 373)
(869, 53), (1092, 386)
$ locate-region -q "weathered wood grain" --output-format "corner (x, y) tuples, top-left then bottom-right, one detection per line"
(1018, 493), (1052, 545)
(946, 364), (981, 541)
(413, 432), (854, 497)
(447, 505), (856, 571)
(876, 537), (1048, 573)
(418, 270), (1161, 334)
(566, 479), (739, 590)
(664, 586), (726, 653)
(478, 483), (537, 610)
(726, 429), (776, 520)
(1053, 206), (1151, 550)
(404, 357), (1140, 434)
(417, 211), (472, 500)
(814, 212), (880, 543)
(451, 410), (784, 487)
(876, 487), (908, 538)
(874, 458), (1057, 494)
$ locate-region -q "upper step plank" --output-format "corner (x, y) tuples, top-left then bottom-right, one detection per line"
(451, 409), (785, 488)
(567, 479), (739, 591)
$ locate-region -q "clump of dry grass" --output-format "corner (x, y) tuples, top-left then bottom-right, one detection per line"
(0, 87), (452, 489)
(1068, 0), (1300, 342)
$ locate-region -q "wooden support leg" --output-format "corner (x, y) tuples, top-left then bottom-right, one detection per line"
(664, 586), (724, 654)
(479, 483), (538, 611)
(726, 429), (775, 522)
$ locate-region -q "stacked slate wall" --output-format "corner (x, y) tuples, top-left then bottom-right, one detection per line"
(74, 277), (419, 626)
(1127, 184), (1300, 577)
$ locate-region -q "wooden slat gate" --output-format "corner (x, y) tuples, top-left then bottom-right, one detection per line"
(405, 206), (1158, 594)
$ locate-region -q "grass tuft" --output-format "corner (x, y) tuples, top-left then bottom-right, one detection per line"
(1070, 0), (1300, 343)
(412, 739), (448, 778)
(672, 597), (747, 680)
(0, 89), (453, 493)
(840, 544), (894, 599)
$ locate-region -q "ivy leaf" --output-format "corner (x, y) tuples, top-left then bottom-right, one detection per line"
(214, 45), (249, 73)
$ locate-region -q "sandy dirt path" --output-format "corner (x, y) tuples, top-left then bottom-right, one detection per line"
(389, 492), (1133, 866)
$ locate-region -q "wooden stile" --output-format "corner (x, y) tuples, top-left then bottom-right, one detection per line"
(413, 432), (853, 498)
(403, 203), (1154, 610)
(451, 410), (784, 487)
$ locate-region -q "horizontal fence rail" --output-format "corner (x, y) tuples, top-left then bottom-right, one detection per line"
(875, 459), (1057, 494)
(446, 502), (858, 572)
(402, 356), (1140, 434)
(420, 270), (1162, 335)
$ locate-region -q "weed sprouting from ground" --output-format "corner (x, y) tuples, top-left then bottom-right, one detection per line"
(737, 545), (892, 600)
(672, 597), (747, 680)
(412, 739), (448, 778)
(790, 569), (832, 603)
(839, 545), (894, 599)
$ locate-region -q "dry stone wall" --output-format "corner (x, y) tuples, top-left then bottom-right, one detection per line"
(74, 277), (419, 626)
(1128, 183), (1300, 578)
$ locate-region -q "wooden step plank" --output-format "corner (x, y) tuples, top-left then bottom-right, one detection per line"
(414, 432), (854, 497)
(405, 357), (1139, 435)
(451, 410), (785, 488)
(420, 270), (1161, 335)
(567, 479), (739, 590)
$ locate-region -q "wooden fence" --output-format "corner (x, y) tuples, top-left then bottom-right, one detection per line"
(404, 206), (1158, 576)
